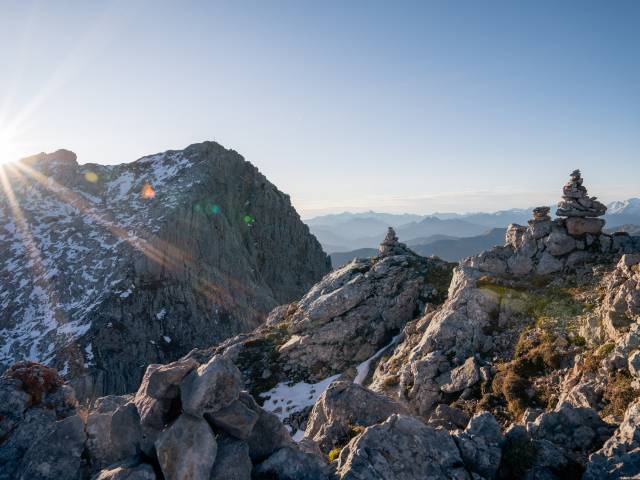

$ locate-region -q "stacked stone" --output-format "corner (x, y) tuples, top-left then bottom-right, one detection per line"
(556, 169), (607, 236)
(378, 227), (409, 256)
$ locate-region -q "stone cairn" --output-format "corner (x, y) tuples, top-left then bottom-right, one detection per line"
(378, 227), (408, 256)
(556, 169), (607, 236)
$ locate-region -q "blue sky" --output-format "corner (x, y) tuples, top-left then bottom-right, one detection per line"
(0, 1), (638, 217)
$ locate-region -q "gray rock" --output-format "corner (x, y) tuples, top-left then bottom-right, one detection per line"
(454, 412), (503, 479)
(155, 414), (217, 480)
(247, 407), (292, 462)
(304, 381), (405, 453)
(87, 401), (143, 471)
(205, 391), (259, 439)
(439, 357), (480, 394)
(427, 404), (470, 430)
(545, 229), (576, 256)
(336, 414), (470, 479)
(209, 435), (252, 480)
(253, 446), (333, 480)
(17, 414), (86, 480)
(630, 350), (640, 378)
(583, 399), (640, 479)
(565, 217), (605, 236)
(536, 251), (564, 275)
(140, 358), (198, 400)
(181, 355), (243, 417)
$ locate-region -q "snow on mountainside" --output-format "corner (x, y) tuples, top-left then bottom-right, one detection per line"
(0, 142), (330, 398)
(608, 198), (640, 215)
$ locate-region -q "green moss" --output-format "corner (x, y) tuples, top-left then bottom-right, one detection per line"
(328, 447), (342, 463)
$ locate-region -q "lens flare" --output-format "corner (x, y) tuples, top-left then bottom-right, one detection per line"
(141, 183), (156, 199)
(84, 171), (99, 183)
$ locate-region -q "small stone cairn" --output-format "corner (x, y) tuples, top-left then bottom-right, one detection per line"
(556, 169), (607, 236)
(378, 227), (408, 256)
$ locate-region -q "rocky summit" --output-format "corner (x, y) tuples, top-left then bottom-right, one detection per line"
(2, 169), (640, 480)
(0, 142), (330, 399)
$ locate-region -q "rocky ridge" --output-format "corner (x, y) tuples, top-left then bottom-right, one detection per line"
(0, 143), (330, 399)
(2, 169), (640, 479)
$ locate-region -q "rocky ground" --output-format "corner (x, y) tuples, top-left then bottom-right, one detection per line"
(0, 143), (329, 399)
(2, 171), (640, 479)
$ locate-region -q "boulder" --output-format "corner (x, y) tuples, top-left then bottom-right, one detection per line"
(336, 414), (469, 479)
(304, 381), (406, 453)
(583, 399), (640, 479)
(139, 358), (197, 400)
(536, 251), (564, 275)
(180, 355), (243, 417)
(86, 401), (143, 471)
(16, 414), (86, 480)
(209, 435), (252, 480)
(545, 229), (576, 256)
(427, 404), (470, 430)
(453, 412), (503, 479)
(438, 356), (480, 394)
(247, 407), (292, 462)
(565, 217), (605, 236)
(205, 391), (259, 439)
(253, 446), (333, 480)
(155, 414), (217, 480)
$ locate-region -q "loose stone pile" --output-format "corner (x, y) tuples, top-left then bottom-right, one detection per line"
(378, 227), (408, 256)
(556, 169), (607, 236)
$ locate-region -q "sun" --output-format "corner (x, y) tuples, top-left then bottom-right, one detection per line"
(0, 129), (22, 166)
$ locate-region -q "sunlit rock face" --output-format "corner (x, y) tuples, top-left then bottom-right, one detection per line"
(0, 141), (330, 399)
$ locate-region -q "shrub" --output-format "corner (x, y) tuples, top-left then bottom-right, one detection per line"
(4, 361), (62, 405)
(328, 447), (342, 463)
(601, 371), (639, 418)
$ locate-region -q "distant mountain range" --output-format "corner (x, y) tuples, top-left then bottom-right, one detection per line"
(306, 199), (640, 253)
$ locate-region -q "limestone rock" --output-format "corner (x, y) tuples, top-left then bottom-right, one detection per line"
(438, 356), (480, 394)
(209, 435), (252, 480)
(427, 404), (470, 430)
(205, 391), (259, 439)
(253, 446), (333, 480)
(155, 414), (217, 480)
(304, 381), (406, 453)
(246, 406), (292, 462)
(181, 355), (243, 417)
(336, 414), (469, 479)
(565, 217), (605, 236)
(17, 415), (86, 480)
(453, 412), (503, 479)
(583, 399), (640, 479)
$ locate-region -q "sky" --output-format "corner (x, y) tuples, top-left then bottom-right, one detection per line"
(0, 1), (638, 218)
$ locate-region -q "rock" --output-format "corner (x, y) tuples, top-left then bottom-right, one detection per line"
(205, 391), (259, 439)
(438, 356), (480, 394)
(601, 254), (640, 336)
(17, 414), (86, 480)
(155, 414), (217, 480)
(304, 381), (406, 453)
(630, 351), (640, 378)
(93, 461), (157, 480)
(247, 407), (292, 462)
(86, 401), (143, 471)
(210, 435), (252, 480)
(565, 217), (605, 236)
(378, 227), (410, 257)
(427, 404), (470, 430)
(545, 229), (576, 256)
(583, 399), (640, 479)
(140, 358), (198, 400)
(253, 446), (333, 480)
(528, 402), (613, 454)
(181, 355), (243, 417)
(536, 251), (564, 275)
(507, 253), (534, 275)
(454, 412), (503, 479)
(336, 414), (469, 479)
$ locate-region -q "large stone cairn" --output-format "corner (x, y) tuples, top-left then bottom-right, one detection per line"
(556, 169), (607, 235)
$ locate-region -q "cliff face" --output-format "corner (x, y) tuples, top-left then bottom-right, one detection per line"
(0, 141), (330, 398)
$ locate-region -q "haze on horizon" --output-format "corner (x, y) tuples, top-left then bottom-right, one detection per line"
(0, 0), (638, 218)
